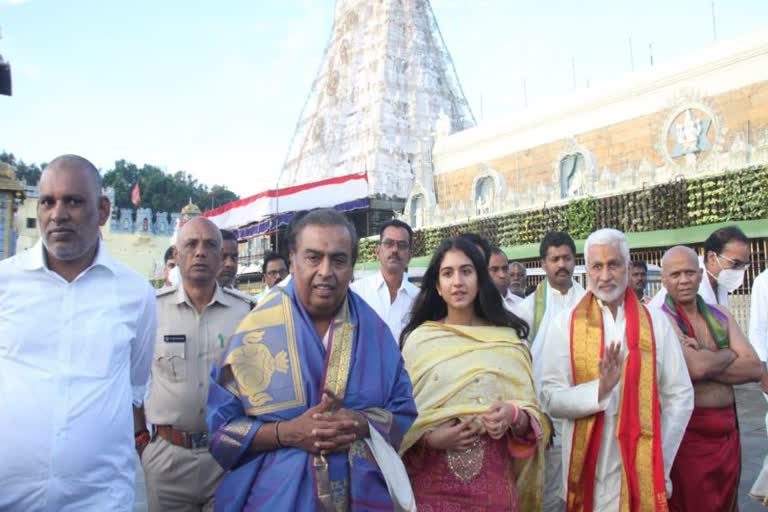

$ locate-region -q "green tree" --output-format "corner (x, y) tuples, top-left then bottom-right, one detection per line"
(101, 159), (239, 212)
(0, 151), (44, 185)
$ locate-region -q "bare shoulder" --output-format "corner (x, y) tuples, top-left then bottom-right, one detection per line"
(711, 303), (735, 321)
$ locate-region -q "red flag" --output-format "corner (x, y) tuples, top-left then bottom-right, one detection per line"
(130, 182), (141, 207)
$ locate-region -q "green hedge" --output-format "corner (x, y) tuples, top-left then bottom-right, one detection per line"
(358, 164), (768, 261)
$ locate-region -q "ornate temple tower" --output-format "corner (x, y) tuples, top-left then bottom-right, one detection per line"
(279, 0), (474, 203)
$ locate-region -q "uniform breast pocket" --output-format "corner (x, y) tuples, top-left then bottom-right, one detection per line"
(153, 342), (187, 382)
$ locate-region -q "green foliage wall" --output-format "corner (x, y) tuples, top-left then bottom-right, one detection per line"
(359, 165), (768, 261)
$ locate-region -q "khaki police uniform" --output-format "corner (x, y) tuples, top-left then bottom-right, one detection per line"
(141, 284), (251, 512)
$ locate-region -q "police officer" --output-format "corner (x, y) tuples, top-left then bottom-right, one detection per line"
(133, 217), (251, 511)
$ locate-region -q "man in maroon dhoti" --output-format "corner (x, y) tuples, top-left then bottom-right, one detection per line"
(659, 245), (763, 511)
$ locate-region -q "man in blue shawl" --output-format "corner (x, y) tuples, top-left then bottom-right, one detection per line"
(207, 208), (417, 511)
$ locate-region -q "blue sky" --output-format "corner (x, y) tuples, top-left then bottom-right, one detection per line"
(1, 0), (767, 198)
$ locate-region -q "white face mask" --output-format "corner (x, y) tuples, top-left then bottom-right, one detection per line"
(717, 268), (745, 292)
(715, 255), (745, 292)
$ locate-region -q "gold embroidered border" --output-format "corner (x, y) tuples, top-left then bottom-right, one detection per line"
(567, 294), (603, 512)
(323, 318), (354, 400)
(636, 305), (661, 510)
(224, 292), (306, 416)
(314, 301), (356, 512)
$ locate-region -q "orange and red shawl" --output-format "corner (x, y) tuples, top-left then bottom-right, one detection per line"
(566, 289), (667, 512)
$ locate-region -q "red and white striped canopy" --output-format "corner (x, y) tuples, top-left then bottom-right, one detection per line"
(203, 172), (368, 230)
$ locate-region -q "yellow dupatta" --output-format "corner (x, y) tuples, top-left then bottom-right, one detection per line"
(400, 321), (549, 510)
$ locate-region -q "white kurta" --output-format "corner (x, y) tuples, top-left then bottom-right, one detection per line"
(515, 279), (586, 394)
(748, 269), (768, 498)
(514, 280), (585, 511)
(649, 256), (727, 309)
(539, 298), (694, 512)
(748, 269), (768, 363)
(502, 290), (524, 311)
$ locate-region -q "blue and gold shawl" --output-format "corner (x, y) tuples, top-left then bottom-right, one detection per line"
(206, 282), (416, 511)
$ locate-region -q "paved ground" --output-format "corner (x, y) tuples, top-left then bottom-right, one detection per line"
(132, 384), (768, 511)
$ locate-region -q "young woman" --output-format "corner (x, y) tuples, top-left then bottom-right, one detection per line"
(399, 236), (549, 511)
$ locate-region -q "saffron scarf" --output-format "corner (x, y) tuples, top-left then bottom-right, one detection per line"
(662, 294), (728, 349)
(567, 289), (667, 512)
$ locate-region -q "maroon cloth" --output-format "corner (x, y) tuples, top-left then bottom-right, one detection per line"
(403, 435), (520, 512)
(668, 405), (740, 512)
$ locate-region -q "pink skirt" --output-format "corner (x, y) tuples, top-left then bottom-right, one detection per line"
(403, 435), (519, 512)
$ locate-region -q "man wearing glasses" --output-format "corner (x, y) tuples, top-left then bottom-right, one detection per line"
(256, 251), (289, 303)
(351, 219), (419, 343)
(650, 225), (750, 309)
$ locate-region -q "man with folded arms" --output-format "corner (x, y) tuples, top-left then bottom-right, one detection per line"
(659, 245), (762, 511)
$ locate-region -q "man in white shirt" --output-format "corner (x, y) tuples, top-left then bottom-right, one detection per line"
(0, 155), (157, 512)
(255, 251), (289, 303)
(509, 261), (528, 299)
(514, 231), (584, 512)
(650, 225), (750, 308)
(488, 245), (522, 310)
(540, 228), (693, 512)
(351, 219), (419, 343)
(749, 268), (768, 503)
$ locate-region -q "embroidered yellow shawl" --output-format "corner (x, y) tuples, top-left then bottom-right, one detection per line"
(400, 321), (549, 510)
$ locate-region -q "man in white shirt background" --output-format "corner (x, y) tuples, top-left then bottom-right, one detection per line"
(508, 261), (528, 298)
(0, 155), (157, 511)
(351, 219), (419, 343)
(650, 225), (750, 309)
(488, 245), (523, 311)
(540, 228), (693, 512)
(255, 250), (289, 303)
(514, 231), (585, 512)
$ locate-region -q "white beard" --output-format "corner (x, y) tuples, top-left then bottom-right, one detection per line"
(589, 276), (628, 304)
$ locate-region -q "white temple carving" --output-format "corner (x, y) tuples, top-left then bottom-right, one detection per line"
(279, 0), (475, 199)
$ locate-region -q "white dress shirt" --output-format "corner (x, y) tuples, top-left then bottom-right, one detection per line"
(540, 299), (693, 511)
(0, 240), (157, 512)
(650, 256), (727, 309)
(351, 271), (419, 342)
(749, 269), (768, 362)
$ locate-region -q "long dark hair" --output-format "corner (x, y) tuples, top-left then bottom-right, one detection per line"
(400, 237), (529, 347)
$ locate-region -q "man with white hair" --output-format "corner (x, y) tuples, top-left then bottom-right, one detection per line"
(540, 228), (693, 512)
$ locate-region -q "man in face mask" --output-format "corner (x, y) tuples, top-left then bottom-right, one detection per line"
(650, 226), (750, 309)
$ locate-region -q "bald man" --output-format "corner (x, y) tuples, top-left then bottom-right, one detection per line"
(659, 245), (762, 512)
(1, 155), (157, 511)
(134, 217), (252, 511)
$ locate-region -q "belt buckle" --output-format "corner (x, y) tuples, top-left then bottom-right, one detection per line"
(190, 432), (209, 449)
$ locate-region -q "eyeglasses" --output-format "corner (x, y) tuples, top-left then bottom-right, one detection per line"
(718, 254), (750, 270)
(381, 239), (410, 250)
(266, 269), (288, 278)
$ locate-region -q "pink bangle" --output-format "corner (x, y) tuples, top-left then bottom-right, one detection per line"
(509, 403), (519, 424)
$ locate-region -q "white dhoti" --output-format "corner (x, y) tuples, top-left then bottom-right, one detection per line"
(749, 393), (768, 505)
